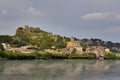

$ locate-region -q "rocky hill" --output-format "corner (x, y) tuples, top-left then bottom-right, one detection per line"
(13, 25), (70, 50)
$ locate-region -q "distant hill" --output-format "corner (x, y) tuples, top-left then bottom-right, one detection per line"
(13, 25), (70, 50)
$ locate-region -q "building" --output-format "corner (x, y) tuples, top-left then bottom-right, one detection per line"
(66, 37), (83, 54)
(86, 46), (110, 57)
(2, 43), (11, 50)
(2, 43), (36, 54)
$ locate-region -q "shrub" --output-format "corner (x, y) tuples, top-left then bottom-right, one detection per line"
(50, 53), (68, 59)
(0, 51), (5, 58)
(35, 52), (52, 60)
(104, 53), (116, 59)
(69, 53), (96, 59)
(116, 55), (120, 59)
(4, 51), (36, 60)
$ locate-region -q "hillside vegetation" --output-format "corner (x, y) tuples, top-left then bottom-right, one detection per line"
(13, 25), (70, 50)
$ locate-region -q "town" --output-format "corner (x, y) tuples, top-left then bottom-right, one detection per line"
(1, 37), (110, 56)
(0, 25), (120, 60)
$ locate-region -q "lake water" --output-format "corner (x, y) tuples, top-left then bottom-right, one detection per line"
(0, 60), (120, 80)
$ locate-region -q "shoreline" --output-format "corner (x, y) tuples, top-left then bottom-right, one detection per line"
(0, 51), (120, 60)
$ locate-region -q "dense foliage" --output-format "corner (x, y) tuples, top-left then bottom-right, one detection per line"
(0, 51), (97, 60)
(0, 35), (13, 44)
(0, 51), (120, 60)
(104, 53), (117, 59)
(4, 51), (36, 60)
(69, 53), (96, 59)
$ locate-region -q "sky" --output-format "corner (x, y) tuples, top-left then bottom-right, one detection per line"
(0, 0), (120, 42)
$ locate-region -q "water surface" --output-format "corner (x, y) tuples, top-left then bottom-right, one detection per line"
(0, 60), (120, 80)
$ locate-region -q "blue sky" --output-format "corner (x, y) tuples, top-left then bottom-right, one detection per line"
(0, 0), (120, 42)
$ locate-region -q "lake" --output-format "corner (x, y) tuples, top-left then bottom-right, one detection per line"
(0, 60), (120, 80)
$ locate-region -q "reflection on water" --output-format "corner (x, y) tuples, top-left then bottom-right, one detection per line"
(0, 60), (120, 80)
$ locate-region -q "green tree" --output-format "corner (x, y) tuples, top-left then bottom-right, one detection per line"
(55, 41), (66, 49)
(12, 40), (26, 47)
(81, 43), (87, 51)
(0, 35), (13, 44)
(104, 53), (116, 59)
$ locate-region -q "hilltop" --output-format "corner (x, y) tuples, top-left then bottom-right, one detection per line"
(13, 25), (70, 50)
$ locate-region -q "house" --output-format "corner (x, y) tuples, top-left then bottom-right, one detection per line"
(2, 43), (36, 53)
(66, 37), (83, 54)
(86, 46), (110, 57)
(9, 47), (36, 53)
(2, 43), (11, 50)
(105, 48), (110, 53)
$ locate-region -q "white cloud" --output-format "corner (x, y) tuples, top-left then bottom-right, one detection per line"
(81, 12), (120, 21)
(1, 10), (7, 15)
(22, 7), (41, 16)
(81, 12), (110, 21)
